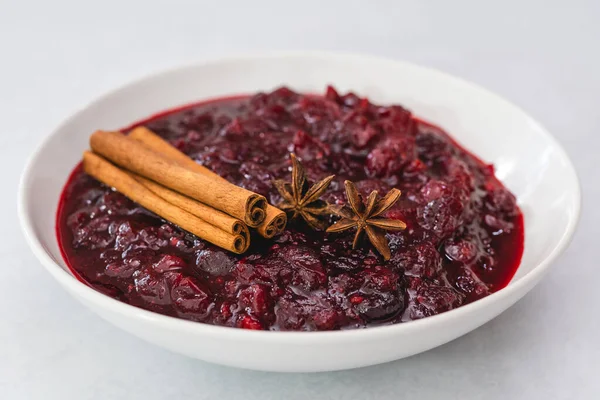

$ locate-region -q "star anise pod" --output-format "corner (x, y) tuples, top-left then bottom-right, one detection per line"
(273, 153), (335, 230)
(326, 181), (407, 260)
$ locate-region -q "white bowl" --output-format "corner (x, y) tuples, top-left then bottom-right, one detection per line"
(18, 52), (581, 372)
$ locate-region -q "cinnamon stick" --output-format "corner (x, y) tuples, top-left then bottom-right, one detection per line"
(82, 151), (248, 253)
(90, 130), (267, 227)
(129, 127), (287, 238)
(130, 172), (250, 243)
(259, 205), (287, 238)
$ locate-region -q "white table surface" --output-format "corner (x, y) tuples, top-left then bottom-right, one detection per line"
(1, 0), (598, 398)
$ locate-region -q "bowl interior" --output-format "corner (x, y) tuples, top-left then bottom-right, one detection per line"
(21, 53), (580, 296)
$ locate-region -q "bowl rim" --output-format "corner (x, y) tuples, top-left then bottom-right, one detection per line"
(18, 50), (582, 343)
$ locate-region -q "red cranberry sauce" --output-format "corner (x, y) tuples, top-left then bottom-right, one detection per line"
(57, 87), (524, 331)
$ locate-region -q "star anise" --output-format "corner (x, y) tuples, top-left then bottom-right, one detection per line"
(273, 153), (335, 230)
(326, 181), (407, 260)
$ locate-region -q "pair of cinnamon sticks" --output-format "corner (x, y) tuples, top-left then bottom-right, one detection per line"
(83, 127), (287, 254)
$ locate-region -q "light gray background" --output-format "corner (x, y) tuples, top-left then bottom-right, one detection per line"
(1, 1), (598, 399)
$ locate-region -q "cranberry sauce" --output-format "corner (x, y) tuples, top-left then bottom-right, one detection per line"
(57, 87), (524, 331)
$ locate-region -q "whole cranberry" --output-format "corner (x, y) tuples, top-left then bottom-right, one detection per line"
(350, 267), (405, 321)
(418, 180), (465, 239)
(237, 284), (272, 319)
(171, 277), (212, 316)
(133, 267), (173, 305)
(366, 136), (416, 177)
(195, 248), (237, 276)
(444, 239), (479, 264)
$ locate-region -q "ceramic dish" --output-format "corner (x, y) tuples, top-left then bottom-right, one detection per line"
(18, 52), (581, 372)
